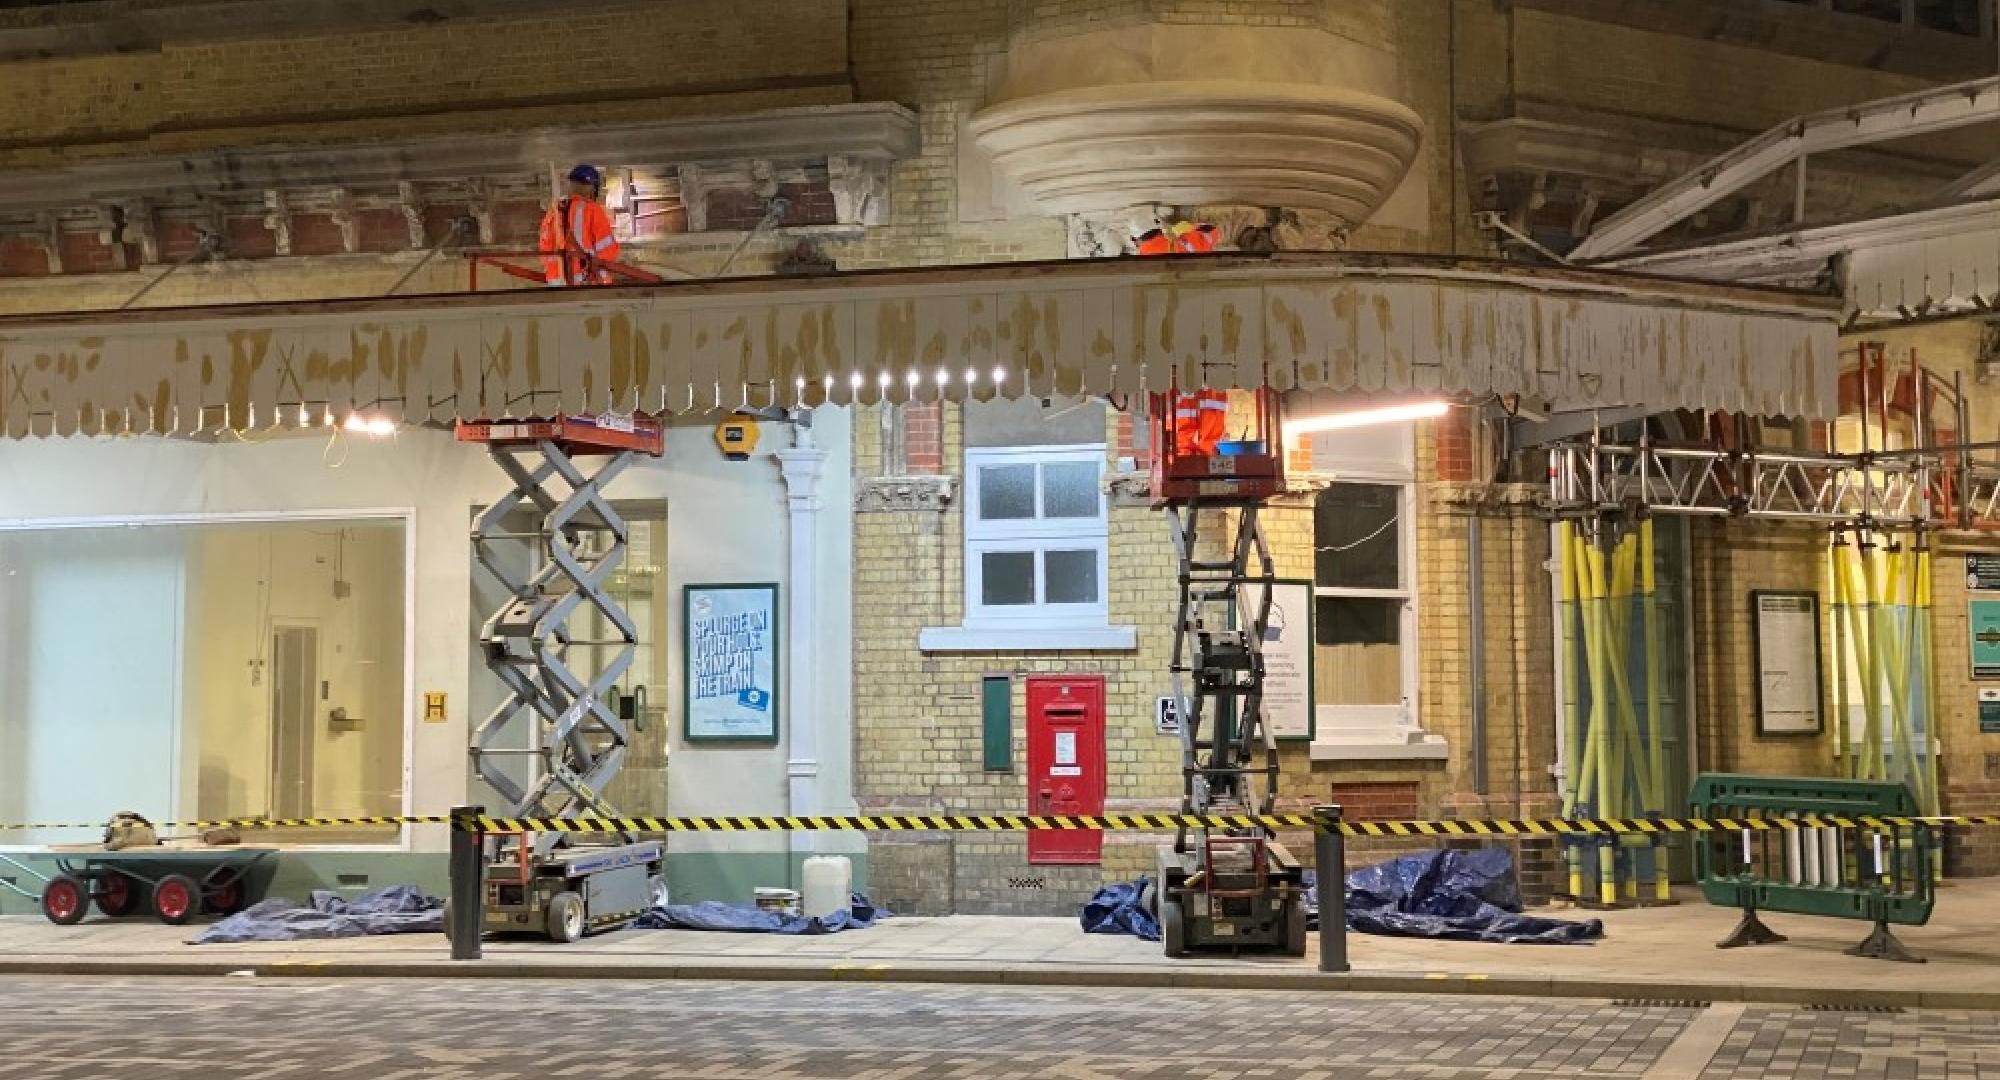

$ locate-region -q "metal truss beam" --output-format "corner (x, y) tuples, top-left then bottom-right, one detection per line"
(1572, 76), (2000, 262)
(1548, 439), (2000, 531)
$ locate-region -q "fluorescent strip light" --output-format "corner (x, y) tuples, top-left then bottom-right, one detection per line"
(342, 415), (397, 437)
(1284, 400), (1449, 438)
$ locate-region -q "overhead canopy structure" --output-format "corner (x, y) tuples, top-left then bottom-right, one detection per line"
(0, 252), (1839, 438)
(1573, 76), (2000, 323)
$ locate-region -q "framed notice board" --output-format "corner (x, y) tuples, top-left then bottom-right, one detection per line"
(1232, 578), (1316, 742)
(1750, 590), (1823, 736)
(683, 582), (780, 744)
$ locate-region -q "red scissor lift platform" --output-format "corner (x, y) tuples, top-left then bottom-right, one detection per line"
(1144, 384), (1307, 958)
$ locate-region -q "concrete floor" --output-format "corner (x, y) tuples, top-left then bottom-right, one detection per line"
(1, 881), (1994, 1006)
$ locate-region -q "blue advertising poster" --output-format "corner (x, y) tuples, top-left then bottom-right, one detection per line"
(684, 583), (780, 742)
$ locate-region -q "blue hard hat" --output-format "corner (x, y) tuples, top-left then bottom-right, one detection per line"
(567, 164), (603, 186)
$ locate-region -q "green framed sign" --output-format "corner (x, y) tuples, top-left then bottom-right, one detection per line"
(1972, 598), (2000, 680)
(1230, 577), (1317, 742)
(683, 582), (780, 744)
(1750, 590), (1823, 736)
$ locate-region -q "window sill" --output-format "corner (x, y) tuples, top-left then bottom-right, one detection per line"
(919, 624), (1138, 652)
(1309, 734), (1449, 762)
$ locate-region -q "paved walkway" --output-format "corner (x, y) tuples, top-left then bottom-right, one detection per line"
(2, 881), (1995, 1007)
(8, 976), (1998, 1080)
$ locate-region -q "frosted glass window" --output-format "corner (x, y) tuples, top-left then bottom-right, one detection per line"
(0, 518), (408, 848)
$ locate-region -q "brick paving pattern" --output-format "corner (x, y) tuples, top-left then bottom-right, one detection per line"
(0, 977), (1991, 1078)
(1700, 1007), (2000, 1080)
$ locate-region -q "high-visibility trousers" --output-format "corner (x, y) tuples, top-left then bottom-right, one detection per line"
(1172, 389), (1228, 455)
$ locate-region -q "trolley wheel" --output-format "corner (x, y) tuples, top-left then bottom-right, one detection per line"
(546, 891), (585, 943)
(96, 873), (141, 918)
(206, 876), (246, 916)
(1284, 896), (1308, 957)
(152, 874), (199, 925)
(1139, 878), (1158, 919)
(1160, 892), (1187, 959)
(647, 875), (669, 910)
(41, 875), (88, 926)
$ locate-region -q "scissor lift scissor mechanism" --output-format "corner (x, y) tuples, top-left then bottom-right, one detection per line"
(1149, 386), (1308, 958)
(457, 414), (666, 943)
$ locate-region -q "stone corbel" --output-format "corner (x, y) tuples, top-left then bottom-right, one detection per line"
(92, 205), (128, 271)
(464, 179), (496, 245)
(678, 164), (709, 232)
(749, 159), (778, 201)
(396, 182), (426, 248)
(119, 199), (160, 265)
(1104, 471), (1153, 507)
(827, 155), (889, 226)
(31, 211), (62, 274)
(261, 190), (292, 256)
(329, 188), (359, 254)
(1066, 213), (1127, 258)
(856, 475), (957, 513)
(1570, 184), (1603, 239)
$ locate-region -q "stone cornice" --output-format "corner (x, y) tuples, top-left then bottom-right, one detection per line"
(0, 104), (920, 213)
(856, 475), (957, 513)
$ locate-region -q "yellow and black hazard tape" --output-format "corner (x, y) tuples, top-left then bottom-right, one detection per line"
(7, 811), (1999, 836)
(457, 812), (2000, 836)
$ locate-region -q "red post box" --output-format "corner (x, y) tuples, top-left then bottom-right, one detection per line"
(1025, 675), (1106, 865)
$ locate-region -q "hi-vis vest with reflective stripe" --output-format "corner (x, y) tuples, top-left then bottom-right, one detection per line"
(1173, 388), (1228, 455)
(539, 197), (620, 285)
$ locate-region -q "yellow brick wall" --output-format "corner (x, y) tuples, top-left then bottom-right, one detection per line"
(0, 0), (853, 167)
(853, 404), (1548, 818)
(1688, 518), (1841, 779)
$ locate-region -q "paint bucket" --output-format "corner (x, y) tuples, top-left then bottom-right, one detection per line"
(754, 887), (801, 918)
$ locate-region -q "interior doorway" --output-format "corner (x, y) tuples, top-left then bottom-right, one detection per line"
(269, 624), (319, 820)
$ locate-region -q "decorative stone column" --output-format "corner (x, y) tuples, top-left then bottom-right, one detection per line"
(777, 430), (829, 855)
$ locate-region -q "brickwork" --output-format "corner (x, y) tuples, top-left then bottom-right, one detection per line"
(0, 0), (853, 168)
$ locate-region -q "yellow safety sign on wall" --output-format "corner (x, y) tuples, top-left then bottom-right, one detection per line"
(424, 691), (448, 722)
(715, 413), (760, 460)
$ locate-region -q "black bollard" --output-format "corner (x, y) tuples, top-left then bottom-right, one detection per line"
(448, 805), (483, 961)
(1313, 804), (1349, 973)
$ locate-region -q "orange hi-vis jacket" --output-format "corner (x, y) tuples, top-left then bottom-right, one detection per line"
(540, 197), (620, 285)
(1135, 222), (1220, 256)
(1172, 388), (1229, 455)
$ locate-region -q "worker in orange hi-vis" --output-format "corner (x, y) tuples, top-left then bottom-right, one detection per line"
(1172, 387), (1229, 455)
(1171, 220), (1220, 253)
(540, 164), (621, 286)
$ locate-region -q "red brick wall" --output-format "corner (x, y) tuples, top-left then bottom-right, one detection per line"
(903, 402), (943, 473)
(1329, 780), (1421, 822)
(1433, 408), (1477, 482)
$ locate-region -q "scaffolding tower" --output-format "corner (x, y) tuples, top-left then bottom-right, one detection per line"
(1540, 344), (1959, 901)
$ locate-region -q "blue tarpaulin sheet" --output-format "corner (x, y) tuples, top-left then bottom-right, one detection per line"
(1081, 877), (1160, 941)
(1082, 848), (1603, 946)
(1309, 848), (1604, 945)
(191, 885), (443, 944)
(632, 894), (887, 935)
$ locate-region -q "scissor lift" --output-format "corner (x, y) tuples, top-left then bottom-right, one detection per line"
(457, 413), (667, 943)
(1148, 386), (1308, 957)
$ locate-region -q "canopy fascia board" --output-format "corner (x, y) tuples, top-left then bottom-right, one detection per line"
(0, 252), (1840, 439)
